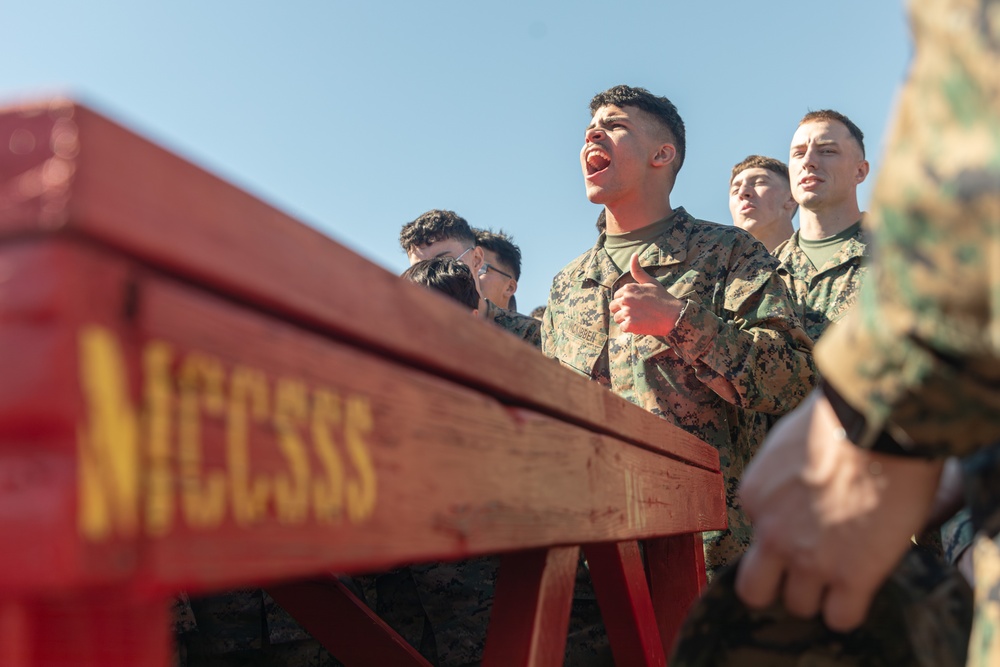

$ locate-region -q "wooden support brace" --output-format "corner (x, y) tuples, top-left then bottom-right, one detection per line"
(482, 546), (579, 667)
(585, 540), (666, 667)
(267, 577), (432, 667)
(645, 533), (707, 659)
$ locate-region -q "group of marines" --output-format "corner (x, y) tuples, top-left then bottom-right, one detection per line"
(178, 0), (999, 664)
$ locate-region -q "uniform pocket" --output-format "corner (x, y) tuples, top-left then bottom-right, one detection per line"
(556, 323), (608, 376)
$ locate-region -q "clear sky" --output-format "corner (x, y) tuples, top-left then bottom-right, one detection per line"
(2, 1), (911, 313)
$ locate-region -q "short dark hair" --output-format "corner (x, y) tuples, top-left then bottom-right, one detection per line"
(401, 257), (479, 311)
(731, 155), (790, 184)
(474, 228), (522, 280)
(800, 109), (866, 157)
(590, 85), (686, 172)
(399, 210), (476, 254)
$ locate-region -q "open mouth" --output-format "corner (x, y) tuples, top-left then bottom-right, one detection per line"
(585, 148), (611, 175)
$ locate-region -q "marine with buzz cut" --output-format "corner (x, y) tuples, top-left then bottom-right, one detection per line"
(729, 155), (798, 253)
(543, 84), (816, 595)
(774, 109), (871, 342)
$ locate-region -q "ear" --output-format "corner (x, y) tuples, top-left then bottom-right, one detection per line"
(856, 159), (871, 184)
(651, 143), (677, 168)
(782, 193), (798, 213)
(469, 246), (486, 274)
(503, 278), (517, 300)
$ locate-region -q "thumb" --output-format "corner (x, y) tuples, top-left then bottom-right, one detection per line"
(630, 253), (657, 284)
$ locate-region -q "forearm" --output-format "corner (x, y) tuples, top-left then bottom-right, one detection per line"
(667, 299), (816, 414)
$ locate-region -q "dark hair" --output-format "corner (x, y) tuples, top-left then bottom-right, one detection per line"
(474, 228), (521, 280)
(401, 257), (479, 310)
(590, 85), (686, 172)
(399, 209), (476, 254)
(730, 155), (790, 184)
(800, 109), (866, 157)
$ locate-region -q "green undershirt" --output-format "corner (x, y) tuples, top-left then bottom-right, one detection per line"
(603, 217), (673, 273)
(799, 220), (861, 270)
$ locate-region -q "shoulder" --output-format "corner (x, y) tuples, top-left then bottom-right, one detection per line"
(674, 209), (768, 256)
(487, 300), (542, 347)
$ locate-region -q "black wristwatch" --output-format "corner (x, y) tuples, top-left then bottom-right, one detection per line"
(820, 379), (912, 456)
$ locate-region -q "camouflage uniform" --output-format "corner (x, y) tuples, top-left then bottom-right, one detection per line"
(672, 0), (1000, 663)
(773, 224), (869, 343)
(542, 207), (816, 573)
(670, 548), (973, 667)
(175, 589), (343, 667)
(484, 298), (541, 347)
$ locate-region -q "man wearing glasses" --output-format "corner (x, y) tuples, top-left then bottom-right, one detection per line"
(400, 209), (540, 347)
(474, 229), (521, 313)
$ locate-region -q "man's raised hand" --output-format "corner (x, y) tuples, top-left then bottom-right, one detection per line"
(609, 253), (684, 336)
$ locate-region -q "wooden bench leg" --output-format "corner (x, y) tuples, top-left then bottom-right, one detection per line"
(585, 540), (666, 667)
(482, 546), (579, 667)
(645, 533), (707, 660)
(267, 577), (432, 667)
(0, 593), (170, 667)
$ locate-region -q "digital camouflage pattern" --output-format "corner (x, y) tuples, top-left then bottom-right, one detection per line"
(484, 298), (541, 348)
(542, 207), (816, 573)
(773, 225), (870, 343)
(670, 548), (973, 667)
(409, 556), (498, 666)
(175, 589), (343, 667)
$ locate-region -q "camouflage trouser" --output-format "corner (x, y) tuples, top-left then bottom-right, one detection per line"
(175, 589), (344, 667)
(669, 547), (974, 667)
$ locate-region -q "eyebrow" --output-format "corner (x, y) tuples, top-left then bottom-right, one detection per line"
(587, 114), (630, 131)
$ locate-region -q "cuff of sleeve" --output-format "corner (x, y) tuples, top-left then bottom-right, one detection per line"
(821, 380), (929, 458)
(665, 299), (721, 364)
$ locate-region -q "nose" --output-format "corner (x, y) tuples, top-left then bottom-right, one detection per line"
(585, 127), (605, 143)
(738, 183), (753, 199)
(802, 146), (819, 169)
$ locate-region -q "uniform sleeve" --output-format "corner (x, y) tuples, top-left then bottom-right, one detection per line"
(815, 0), (1000, 457)
(665, 239), (817, 415)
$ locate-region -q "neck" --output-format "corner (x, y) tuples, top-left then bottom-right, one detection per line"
(798, 202), (862, 240)
(757, 221), (796, 253)
(604, 195), (673, 235)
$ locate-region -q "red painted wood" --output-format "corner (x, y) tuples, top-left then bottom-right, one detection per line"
(1, 593), (169, 667)
(0, 100), (719, 475)
(266, 577), (431, 667)
(585, 541), (667, 667)
(646, 533), (708, 660)
(131, 263), (726, 592)
(482, 546), (579, 667)
(0, 239), (725, 596)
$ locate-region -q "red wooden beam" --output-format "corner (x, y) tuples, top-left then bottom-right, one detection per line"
(0, 100), (720, 475)
(266, 577), (431, 667)
(482, 546), (579, 667)
(646, 534), (707, 659)
(586, 541), (666, 667)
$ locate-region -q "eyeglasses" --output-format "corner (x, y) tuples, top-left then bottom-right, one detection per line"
(479, 262), (514, 280)
(452, 247), (475, 263)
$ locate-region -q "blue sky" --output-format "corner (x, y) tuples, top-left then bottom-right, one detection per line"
(2, 1), (911, 312)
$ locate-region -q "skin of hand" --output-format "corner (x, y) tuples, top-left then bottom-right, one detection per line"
(609, 253), (684, 336)
(735, 390), (945, 632)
